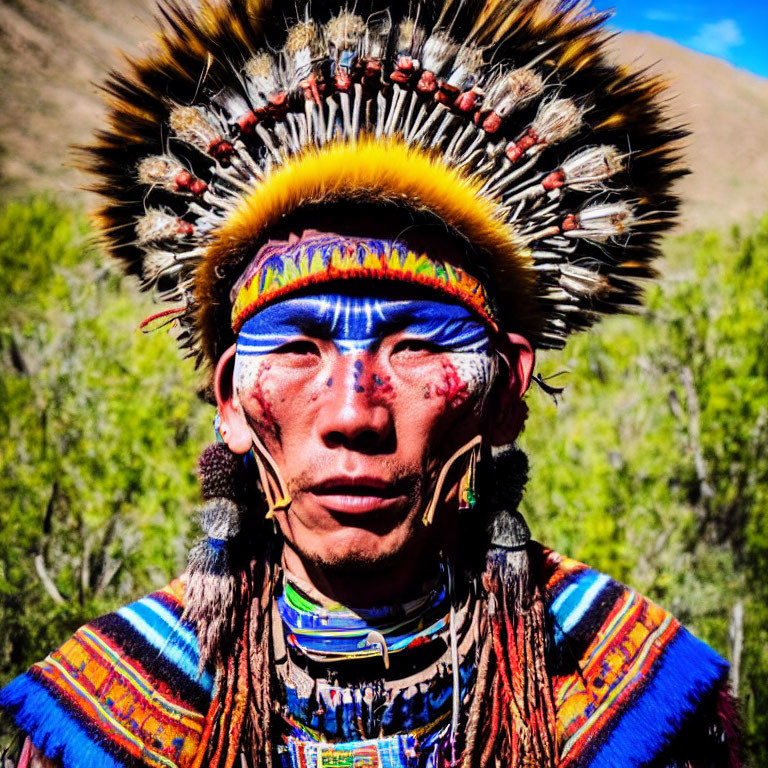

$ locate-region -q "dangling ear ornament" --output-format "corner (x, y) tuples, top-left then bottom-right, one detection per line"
(459, 440), (480, 510)
(247, 426), (292, 517)
(422, 434), (482, 525)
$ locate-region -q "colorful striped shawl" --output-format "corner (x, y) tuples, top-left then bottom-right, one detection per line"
(540, 548), (730, 768)
(0, 550), (729, 768)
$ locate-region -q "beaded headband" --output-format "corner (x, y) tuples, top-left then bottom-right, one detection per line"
(230, 234), (497, 334)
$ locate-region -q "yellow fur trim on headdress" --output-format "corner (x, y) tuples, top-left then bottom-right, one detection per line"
(198, 137), (537, 365)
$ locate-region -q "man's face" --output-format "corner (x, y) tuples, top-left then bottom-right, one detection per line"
(224, 289), (500, 573)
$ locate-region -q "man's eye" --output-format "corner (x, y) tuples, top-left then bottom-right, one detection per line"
(273, 340), (320, 356)
(392, 339), (443, 355)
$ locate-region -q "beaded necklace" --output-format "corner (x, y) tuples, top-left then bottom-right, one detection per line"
(275, 571), (480, 768)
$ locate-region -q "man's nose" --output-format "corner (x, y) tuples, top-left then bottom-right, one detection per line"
(316, 355), (394, 452)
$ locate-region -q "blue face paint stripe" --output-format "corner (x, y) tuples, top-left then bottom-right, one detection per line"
(236, 294), (493, 358)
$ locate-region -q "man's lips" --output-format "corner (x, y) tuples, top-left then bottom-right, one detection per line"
(307, 476), (409, 514)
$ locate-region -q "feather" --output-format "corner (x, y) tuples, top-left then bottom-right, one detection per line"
(560, 145), (625, 190)
(243, 52), (278, 98)
(396, 18), (426, 57)
(135, 210), (195, 245)
(485, 68), (544, 121)
(81, 0), (685, 377)
(420, 31), (459, 75)
(563, 201), (636, 241)
(531, 97), (583, 145)
(137, 155), (208, 196)
(558, 263), (612, 300)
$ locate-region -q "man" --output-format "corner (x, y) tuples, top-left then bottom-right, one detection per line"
(0, 0), (742, 766)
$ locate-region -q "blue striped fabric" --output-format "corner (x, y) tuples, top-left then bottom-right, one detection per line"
(586, 628), (728, 768)
(0, 555), (734, 768)
(116, 597), (213, 692)
(0, 581), (212, 768)
(0, 675), (126, 768)
(542, 550), (731, 768)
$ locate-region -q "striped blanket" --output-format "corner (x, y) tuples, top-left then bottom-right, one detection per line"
(0, 549), (730, 767)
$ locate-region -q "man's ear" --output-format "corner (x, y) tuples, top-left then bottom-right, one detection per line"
(214, 344), (253, 454)
(490, 333), (535, 446)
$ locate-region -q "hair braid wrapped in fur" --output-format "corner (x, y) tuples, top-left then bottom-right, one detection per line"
(462, 446), (557, 768)
(184, 443), (279, 768)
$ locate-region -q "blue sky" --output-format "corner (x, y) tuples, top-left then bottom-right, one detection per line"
(609, 0), (768, 78)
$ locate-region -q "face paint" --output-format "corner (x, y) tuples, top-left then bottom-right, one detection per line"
(226, 290), (504, 577)
(233, 293), (497, 409)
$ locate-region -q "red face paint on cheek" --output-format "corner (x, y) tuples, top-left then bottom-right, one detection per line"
(241, 362), (277, 432)
(434, 359), (470, 408)
(369, 372), (395, 406)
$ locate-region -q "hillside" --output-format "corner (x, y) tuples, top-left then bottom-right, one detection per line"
(608, 32), (768, 231)
(1, 0), (767, 231)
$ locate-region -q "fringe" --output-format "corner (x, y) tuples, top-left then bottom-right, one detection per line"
(716, 685), (744, 768)
(0, 675), (130, 768)
(461, 445), (558, 768)
(183, 443), (266, 669)
(474, 546), (558, 768)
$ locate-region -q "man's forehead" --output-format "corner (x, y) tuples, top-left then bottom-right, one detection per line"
(236, 291), (492, 355)
(229, 233), (498, 341)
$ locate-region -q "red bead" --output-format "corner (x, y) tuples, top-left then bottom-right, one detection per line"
(361, 60), (382, 94)
(237, 110), (259, 134)
(505, 143), (523, 163)
(174, 170), (192, 191)
(176, 220), (194, 236)
(482, 112), (502, 134)
(417, 71), (438, 94)
(435, 81), (459, 106)
(454, 89), (478, 113)
(301, 76), (322, 104)
(189, 179), (208, 196)
(542, 170), (566, 191)
(519, 132), (537, 151)
(335, 72), (352, 92)
(267, 92), (289, 120)
(562, 214), (578, 231)
(207, 139), (235, 162)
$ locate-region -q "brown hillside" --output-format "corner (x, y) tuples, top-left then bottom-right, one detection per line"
(1, 1), (767, 231)
(608, 32), (768, 232)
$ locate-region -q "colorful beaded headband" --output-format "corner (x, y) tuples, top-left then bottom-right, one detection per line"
(230, 234), (497, 333)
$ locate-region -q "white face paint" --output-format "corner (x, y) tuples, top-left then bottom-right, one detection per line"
(233, 292), (497, 412)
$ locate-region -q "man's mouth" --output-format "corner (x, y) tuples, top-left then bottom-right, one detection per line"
(307, 476), (410, 514)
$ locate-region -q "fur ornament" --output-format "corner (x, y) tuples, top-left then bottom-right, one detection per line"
(184, 443), (258, 668)
(462, 446), (557, 768)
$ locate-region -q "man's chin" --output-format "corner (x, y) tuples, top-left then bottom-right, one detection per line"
(305, 545), (407, 576)
(292, 524), (426, 577)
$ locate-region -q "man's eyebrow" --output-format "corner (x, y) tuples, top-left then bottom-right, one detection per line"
(293, 317), (334, 339)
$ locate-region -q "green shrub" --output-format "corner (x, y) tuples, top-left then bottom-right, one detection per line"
(0, 196), (766, 762)
(523, 215), (768, 762)
(0, 197), (209, 684)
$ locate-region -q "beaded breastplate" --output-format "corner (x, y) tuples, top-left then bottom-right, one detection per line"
(274, 572), (480, 768)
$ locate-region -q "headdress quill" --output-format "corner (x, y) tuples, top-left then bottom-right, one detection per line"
(85, 0), (685, 383)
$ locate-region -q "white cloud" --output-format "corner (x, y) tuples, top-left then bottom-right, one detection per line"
(689, 19), (745, 58)
(644, 9), (684, 22)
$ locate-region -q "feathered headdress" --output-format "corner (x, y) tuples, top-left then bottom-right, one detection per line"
(86, 0), (685, 376)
